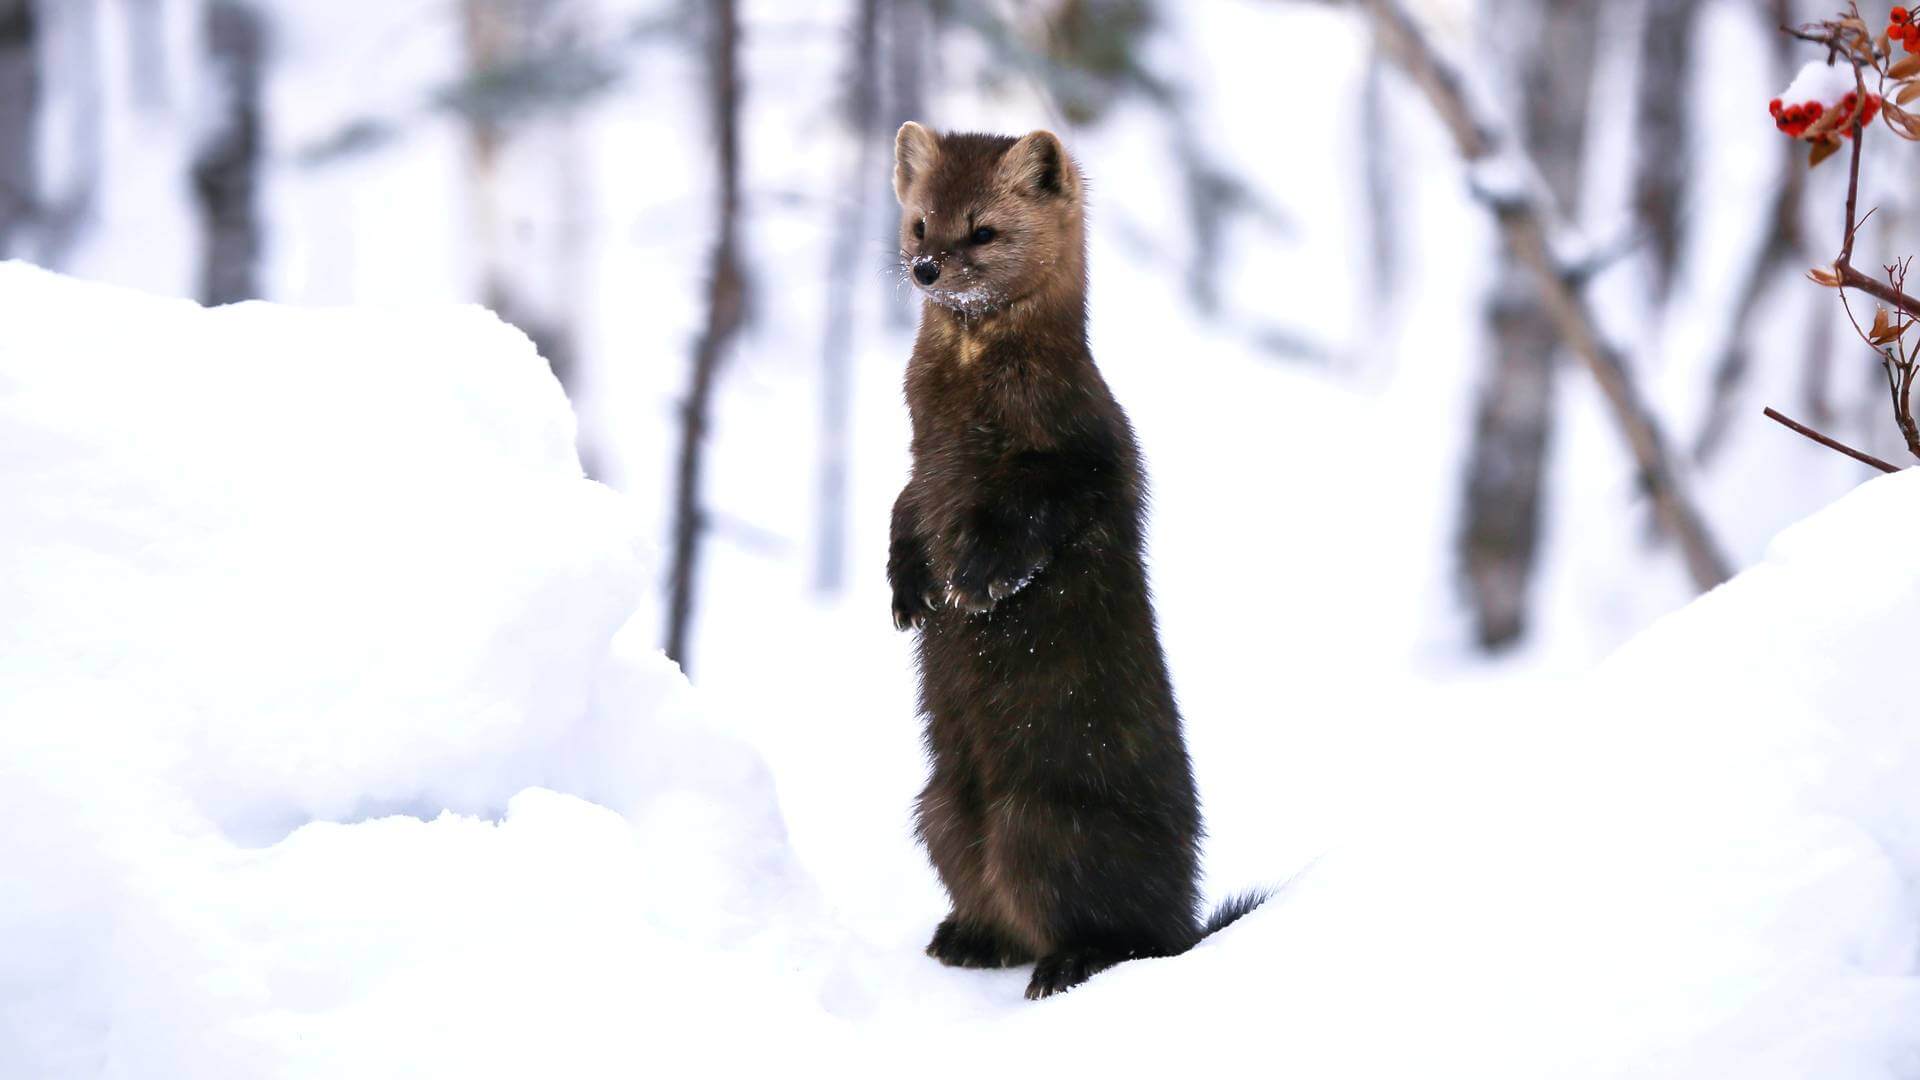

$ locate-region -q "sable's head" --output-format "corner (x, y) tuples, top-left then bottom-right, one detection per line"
(893, 122), (1084, 317)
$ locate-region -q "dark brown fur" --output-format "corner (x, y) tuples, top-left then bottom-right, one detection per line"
(887, 124), (1228, 999)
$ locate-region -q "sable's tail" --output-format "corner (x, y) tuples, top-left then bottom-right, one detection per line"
(1200, 889), (1272, 938)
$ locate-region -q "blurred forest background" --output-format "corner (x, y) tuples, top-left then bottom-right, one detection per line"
(2, 0), (1913, 686)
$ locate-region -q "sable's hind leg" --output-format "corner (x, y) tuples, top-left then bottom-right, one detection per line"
(1025, 945), (1124, 999)
(989, 796), (1198, 999)
(927, 914), (1034, 969)
(916, 767), (1034, 967)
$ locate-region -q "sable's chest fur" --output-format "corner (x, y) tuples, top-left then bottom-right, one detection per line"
(904, 318), (1087, 462)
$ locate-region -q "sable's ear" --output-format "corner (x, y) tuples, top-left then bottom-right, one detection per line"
(999, 130), (1080, 202)
(894, 121), (938, 205)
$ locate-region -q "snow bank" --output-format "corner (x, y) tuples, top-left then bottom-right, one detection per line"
(0, 264), (796, 1076)
(1170, 466), (1920, 1077)
(9, 263), (1920, 1078)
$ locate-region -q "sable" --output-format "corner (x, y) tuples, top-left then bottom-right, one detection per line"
(887, 122), (1259, 999)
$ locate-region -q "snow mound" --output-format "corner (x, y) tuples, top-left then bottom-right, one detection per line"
(0, 264), (795, 1076)
(1184, 468), (1920, 1077)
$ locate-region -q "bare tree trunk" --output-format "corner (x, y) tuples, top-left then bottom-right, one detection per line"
(192, 0), (265, 306)
(1693, 0), (1808, 460)
(1360, 42), (1397, 310)
(664, 0), (745, 672)
(124, 0), (171, 109)
(881, 0), (929, 329)
(31, 0), (102, 269)
(460, 0), (588, 400)
(815, 0), (881, 595)
(1458, 0), (1597, 651)
(1634, 0), (1699, 298)
(0, 0), (36, 256)
(884, 0), (928, 133)
(1464, 274), (1561, 647)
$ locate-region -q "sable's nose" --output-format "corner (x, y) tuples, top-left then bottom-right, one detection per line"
(913, 260), (940, 286)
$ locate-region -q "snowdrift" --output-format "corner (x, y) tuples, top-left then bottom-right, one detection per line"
(0, 264), (797, 1076)
(5, 263), (1920, 1078)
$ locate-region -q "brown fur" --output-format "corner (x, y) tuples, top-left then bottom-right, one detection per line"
(888, 124), (1230, 999)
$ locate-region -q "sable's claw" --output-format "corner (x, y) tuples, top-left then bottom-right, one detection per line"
(892, 591), (932, 632)
(944, 581), (997, 615)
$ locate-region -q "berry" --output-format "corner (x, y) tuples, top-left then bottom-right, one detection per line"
(1770, 97), (1784, 117)
(1894, 6), (1910, 24)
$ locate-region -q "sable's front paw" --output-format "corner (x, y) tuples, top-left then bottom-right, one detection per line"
(890, 561), (941, 631)
(891, 583), (941, 631)
(946, 551), (1045, 616)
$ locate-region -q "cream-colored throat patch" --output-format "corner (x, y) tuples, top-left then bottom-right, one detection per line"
(956, 329), (987, 367)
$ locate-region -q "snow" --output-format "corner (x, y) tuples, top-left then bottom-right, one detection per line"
(14, 0), (1920, 1074)
(0, 262), (798, 1075)
(1779, 58), (1865, 108)
(9, 262), (1920, 1077)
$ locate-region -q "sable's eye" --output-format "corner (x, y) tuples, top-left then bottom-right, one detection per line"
(971, 226), (996, 245)
(913, 219), (925, 239)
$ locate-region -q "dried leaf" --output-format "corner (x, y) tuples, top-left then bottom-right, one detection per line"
(1900, 81), (1920, 106)
(1874, 308), (1893, 339)
(1810, 136), (1845, 167)
(1893, 54), (1920, 80)
(1809, 265), (1843, 287)
(1806, 106), (1847, 139)
(1887, 102), (1920, 138)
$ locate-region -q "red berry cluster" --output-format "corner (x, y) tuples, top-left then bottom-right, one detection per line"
(1892, 7), (1920, 52)
(1770, 91), (1881, 138)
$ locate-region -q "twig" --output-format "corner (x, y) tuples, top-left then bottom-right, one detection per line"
(1364, 0), (1732, 591)
(1762, 406), (1900, 471)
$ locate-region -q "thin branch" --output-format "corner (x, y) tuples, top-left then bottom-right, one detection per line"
(1815, 73), (1920, 460)
(1839, 106), (1867, 265)
(1838, 262), (1920, 317)
(1364, 0), (1732, 591)
(1762, 406), (1900, 471)
(1818, 22), (1920, 317)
